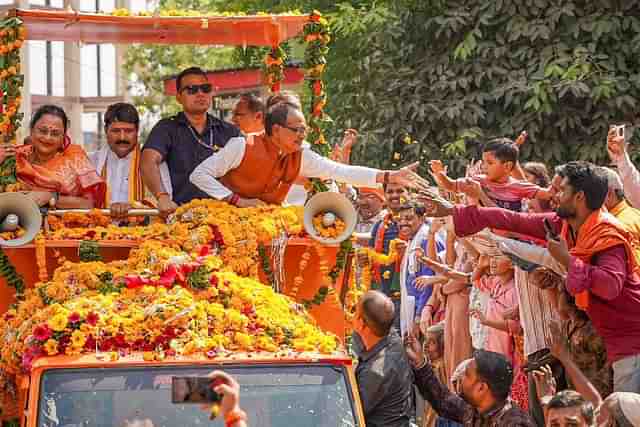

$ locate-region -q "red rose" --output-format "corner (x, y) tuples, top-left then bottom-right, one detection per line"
(86, 312), (99, 326)
(33, 324), (52, 341)
(68, 312), (81, 324)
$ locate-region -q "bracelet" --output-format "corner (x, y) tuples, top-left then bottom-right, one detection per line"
(225, 409), (247, 427)
(383, 171), (390, 185)
(155, 191), (169, 199)
(414, 357), (428, 370)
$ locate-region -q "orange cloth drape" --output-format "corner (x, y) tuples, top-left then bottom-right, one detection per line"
(100, 145), (144, 207)
(561, 208), (640, 310)
(15, 144), (106, 207)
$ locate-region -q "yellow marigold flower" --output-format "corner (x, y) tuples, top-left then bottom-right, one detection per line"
(49, 313), (68, 332)
(44, 339), (59, 356)
(234, 332), (252, 349)
(71, 330), (87, 348)
(382, 271), (392, 280)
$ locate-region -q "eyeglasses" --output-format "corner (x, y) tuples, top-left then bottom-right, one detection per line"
(281, 124), (308, 135)
(181, 84), (213, 95)
(34, 127), (64, 139)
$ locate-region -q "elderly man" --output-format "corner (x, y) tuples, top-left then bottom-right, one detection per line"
(190, 102), (421, 207)
(355, 187), (387, 234)
(353, 290), (413, 427)
(405, 332), (536, 426)
(230, 93), (264, 136)
(421, 161), (640, 393)
(602, 166), (640, 239)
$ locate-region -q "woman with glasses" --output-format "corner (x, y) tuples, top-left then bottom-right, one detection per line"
(0, 104), (105, 208)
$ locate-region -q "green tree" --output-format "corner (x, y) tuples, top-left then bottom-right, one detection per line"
(327, 1), (640, 175)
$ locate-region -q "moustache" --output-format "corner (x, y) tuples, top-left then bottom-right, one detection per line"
(114, 140), (132, 145)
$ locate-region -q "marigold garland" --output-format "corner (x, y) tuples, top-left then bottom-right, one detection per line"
(34, 233), (47, 283)
(264, 45), (286, 93)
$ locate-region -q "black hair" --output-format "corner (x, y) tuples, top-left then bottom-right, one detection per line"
(238, 93), (266, 115)
(397, 201), (426, 217)
(482, 139), (519, 165)
(30, 105), (68, 132)
(473, 350), (513, 401)
(265, 91), (302, 110)
(556, 161), (608, 211)
(264, 102), (300, 136)
(176, 67), (208, 93)
(360, 291), (394, 337)
(522, 162), (550, 187)
(104, 103), (140, 129)
(547, 390), (594, 425)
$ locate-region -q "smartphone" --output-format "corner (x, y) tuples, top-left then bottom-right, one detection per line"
(171, 377), (222, 404)
(543, 218), (558, 240)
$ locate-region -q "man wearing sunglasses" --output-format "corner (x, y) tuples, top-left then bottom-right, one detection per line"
(190, 101), (422, 207)
(141, 66), (242, 217)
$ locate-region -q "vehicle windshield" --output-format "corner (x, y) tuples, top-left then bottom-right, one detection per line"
(37, 363), (358, 427)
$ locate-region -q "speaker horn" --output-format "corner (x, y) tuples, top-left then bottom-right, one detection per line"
(304, 192), (357, 245)
(0, 193), (43, 247)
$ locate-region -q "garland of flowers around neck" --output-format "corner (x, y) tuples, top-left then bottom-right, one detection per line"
(0, 18), (25, 192)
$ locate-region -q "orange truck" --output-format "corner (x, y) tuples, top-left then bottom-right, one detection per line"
(12, 352), (365, 427)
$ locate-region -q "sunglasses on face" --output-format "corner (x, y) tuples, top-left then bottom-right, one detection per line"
(181, 84), (213, 95)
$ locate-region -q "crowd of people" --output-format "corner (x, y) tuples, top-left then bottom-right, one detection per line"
(351, 127), (640, 426)
(3, 64), (640, 427)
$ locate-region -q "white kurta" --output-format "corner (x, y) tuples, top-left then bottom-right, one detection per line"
(89, 146), (173, 204)
(189, 137), (379, 200)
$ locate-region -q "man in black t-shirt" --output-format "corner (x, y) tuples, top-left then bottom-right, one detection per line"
(141, 66), (241, 217)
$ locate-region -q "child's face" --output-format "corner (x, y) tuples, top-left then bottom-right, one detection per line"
(489, 255), (514, 276)
(425, 332), (442, 360)
(482, 151), (512, 181)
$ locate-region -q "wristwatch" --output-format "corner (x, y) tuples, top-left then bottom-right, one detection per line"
(49, 192), (59, 208)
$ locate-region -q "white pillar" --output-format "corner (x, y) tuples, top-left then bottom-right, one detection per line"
(63, 0), (83, 146)
(17, 0), (30, 143)
(114, 0), (130, 102)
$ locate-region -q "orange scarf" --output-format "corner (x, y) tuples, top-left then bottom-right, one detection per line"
(101, 145), (145, 207)
(561, 208), (640, 310)
(16, 144), (106, 207)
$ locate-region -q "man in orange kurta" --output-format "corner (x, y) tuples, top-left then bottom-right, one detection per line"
(190, 102), (420, 206)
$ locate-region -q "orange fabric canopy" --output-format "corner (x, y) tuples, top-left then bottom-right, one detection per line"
(9, 8), (306, 46)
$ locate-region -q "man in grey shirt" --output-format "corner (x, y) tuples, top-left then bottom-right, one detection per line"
(353, 290), (413, 427)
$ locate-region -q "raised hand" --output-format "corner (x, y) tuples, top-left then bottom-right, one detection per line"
(416, 190), (454, 218)
(515, 131), (528, 146)
(607, 125), (626, 162)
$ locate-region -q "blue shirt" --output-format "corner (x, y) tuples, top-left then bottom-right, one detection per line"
(143, 112), (241, 205)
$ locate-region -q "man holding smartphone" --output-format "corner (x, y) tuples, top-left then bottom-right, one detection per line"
(607, 124), (640, 209)
(419, 161), (640, 394)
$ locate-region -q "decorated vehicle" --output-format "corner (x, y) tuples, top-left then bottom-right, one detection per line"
(0, 9), (368, 426)
(0, 201), (365, 426)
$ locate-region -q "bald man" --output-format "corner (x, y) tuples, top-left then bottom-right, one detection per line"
(602, 166), (640, 239)
(353, 290), (413, 427)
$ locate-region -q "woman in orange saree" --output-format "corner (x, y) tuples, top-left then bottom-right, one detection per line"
(1, 105), (106, 208)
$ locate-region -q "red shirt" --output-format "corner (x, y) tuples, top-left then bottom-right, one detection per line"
(453, 205), (640, 362)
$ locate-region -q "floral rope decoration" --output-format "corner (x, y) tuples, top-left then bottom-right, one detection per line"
(0, 247), (24, 295)
(0, 18), (25, 193)
(264, 45), (286, 93)
(0, 18), (25, 144)
(304, 10), (330, 157)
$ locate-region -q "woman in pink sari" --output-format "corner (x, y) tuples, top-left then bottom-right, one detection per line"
(0, 105), (105, 208)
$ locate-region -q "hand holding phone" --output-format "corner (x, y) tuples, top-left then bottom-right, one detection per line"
(172, 377), (222, 404)
(543, 218), (558, 240)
